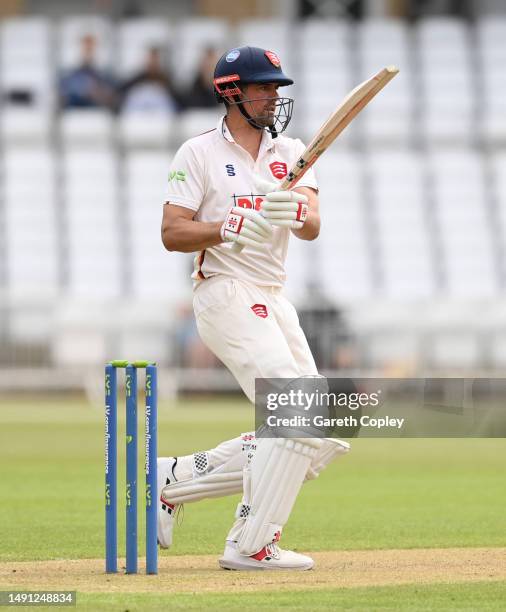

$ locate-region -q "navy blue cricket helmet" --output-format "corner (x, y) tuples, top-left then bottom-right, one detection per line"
(213, 46), (294, 136)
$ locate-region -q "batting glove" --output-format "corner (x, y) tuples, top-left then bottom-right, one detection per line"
(255, 176), (309, 230)
(220, 206), (273, 248)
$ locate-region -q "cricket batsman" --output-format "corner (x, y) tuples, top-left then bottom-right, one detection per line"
(159, 46), (350, 570)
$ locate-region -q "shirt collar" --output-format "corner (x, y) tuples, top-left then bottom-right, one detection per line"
(218, 115), (275, 152)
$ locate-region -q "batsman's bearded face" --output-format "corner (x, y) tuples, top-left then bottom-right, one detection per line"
(242, 83), (278, 126)
(219, 80), (293, 134)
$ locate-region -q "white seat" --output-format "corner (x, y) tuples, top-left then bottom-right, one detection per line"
(0, 17), (53, 109)
(477, 18), (506, 145)
(299, 19), (351, 62)
(429, 332), (482, 370)
(416, 16), (471, 54)
(125, 150), (173, 198)
(486, 303), (506, 366)
(62, 149), (121, 298)
(60, 109), (115, 145)
(296, 20), (353, 142)
(490, 334), (506, 368)
(171, 18), (229, 88)
(476, 15), (506, 68)
(5, 294), (57, 344)
(0, 108), (52, 144)
(316, 152), (372, 302)
(420, 97), (474, 147)
(490, 153), (506, 277)
(491, 152), (506, 194)
(296, 21), (353, 142)
(296, 79), (355, 145)
(358, 18), (411, 73)
(118, 113), (174, 148)
(127, 251), (193, 301)
(115, 299), (176, 365)
(422, 107), (474, 147)
(125, 151), (192, 301)
(347, 300), (427, 334)
(236, 20), (295, 79)
(368, 151), (434, 298)
(363, 331), (421, 370)
(356, 19), (413, 145)
(360, 75), (413, 146)
(51, 298), (117, 366)
(5, 247), (59, 288)
(3, 148), (59, 298)
(284, 239), (320, 306)
(58, 15), (114, 71)
(117, 18), (173, 78)
(66, 254), (122, 299)
(178, 109), (222, 142)
(428, 150), (497, 297)
(416, 18), (474, 146)
(482, 113), (506, 146)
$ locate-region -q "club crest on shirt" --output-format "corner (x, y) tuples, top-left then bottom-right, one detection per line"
(269, 161), (287, 179)
(233, 194), (264, 211)
(251, 304), (268, 318)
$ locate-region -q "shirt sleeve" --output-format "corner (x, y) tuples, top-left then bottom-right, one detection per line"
(164, 142), (205, 211)
(292, 138), (318, 192)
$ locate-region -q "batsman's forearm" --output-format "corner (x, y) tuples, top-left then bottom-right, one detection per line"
(162, 220), (223, 253)
(291, 213), (320, 241)
(291, 186), (320, 241)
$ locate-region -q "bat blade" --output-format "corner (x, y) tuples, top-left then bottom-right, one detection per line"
(280, 66), (399, 190)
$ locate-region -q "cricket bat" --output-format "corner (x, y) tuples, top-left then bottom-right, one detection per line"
(233, 65), (399, 252)
(279, 65), (399, 190)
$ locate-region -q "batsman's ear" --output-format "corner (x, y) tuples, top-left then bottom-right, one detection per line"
(254, 173), (278, 195)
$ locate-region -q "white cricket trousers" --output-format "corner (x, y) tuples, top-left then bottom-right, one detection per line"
(193, 275), (318, 402)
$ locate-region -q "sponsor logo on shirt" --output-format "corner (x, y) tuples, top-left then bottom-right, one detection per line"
(225, 164), (236, 176)
(269, 161), (288, 179)
(233, 194), (264, 211)
(168, 170), (186, 182)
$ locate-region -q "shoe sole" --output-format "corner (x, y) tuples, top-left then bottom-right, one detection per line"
(219, 558), (314, 571)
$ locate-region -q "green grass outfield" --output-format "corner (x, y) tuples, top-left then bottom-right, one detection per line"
(0, 395), (505, 610)
(74, 582), (506, 611)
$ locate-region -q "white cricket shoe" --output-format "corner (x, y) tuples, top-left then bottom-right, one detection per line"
(157, 457), (179, 549)
(219, 541), (314, 571)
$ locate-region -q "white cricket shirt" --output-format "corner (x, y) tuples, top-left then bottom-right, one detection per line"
(165, 116), (318, 288)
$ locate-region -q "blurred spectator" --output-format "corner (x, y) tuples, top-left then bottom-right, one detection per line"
(59, 34), (117, 111)
(182, 46), (220, 109)
(119, 46), (180, 114)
